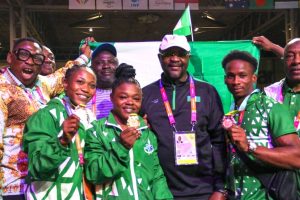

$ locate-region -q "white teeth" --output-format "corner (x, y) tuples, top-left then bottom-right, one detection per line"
(78, 95), (87, 99)
(124, 108), (133, 113)
(23, 69), (33, 73)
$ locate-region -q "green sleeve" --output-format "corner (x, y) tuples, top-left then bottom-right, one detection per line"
(269, 103), (297, 139)
(23, 108), (70, 181)
(84, 123), (130, 185)
(149, 130), (173, 200)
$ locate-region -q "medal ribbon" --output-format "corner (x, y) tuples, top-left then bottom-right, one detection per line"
(63, 97), (94, 200)
(159, 76), (197, 131)
(62, 97), (84, 166)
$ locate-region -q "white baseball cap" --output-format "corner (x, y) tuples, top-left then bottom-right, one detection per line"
(159, 34), (191, 52)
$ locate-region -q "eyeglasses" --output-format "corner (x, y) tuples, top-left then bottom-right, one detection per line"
(13, 48), (45, 65)
(159, 51), (190, 58)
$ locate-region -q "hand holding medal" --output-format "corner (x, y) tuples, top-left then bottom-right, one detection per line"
(127, 113), (140, 128)
(222, 110), (238, 130)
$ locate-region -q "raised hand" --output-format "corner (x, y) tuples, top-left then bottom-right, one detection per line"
(60, 114), (80, 146)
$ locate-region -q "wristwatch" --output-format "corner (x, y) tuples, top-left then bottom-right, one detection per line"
(248, 141), (258, 153)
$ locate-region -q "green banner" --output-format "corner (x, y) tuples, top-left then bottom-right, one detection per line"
(187, 40), (260, 112)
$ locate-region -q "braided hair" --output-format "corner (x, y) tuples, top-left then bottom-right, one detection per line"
(111, 63), (141, 94)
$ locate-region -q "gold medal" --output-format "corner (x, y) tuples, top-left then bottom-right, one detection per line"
(127, 113), (140, 128)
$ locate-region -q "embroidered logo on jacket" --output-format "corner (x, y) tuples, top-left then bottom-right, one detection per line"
(144, 139), (154, 155)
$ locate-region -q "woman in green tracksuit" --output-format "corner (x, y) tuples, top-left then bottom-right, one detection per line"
(23, 65), (97, 200)
(85, 64), (173, 200)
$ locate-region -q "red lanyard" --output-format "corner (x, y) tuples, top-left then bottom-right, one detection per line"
(159, 76), (197, 131)
(237, 110), (245, 125)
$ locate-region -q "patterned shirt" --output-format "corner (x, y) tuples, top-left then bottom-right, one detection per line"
(228, 91), (296, 199)
(264, 78), (300, 196)
(86, 88), (112, 120)
(0, 61), (73, 196)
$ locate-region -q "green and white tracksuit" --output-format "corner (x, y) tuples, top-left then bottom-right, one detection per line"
(85, 113), (173, 200)
(23, 97), (96, 200)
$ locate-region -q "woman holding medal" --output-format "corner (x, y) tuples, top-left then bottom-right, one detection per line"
(23, 64), (97, 200)
(84, 63), (173, 200)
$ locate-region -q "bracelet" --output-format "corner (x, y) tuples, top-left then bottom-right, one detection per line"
(75, 54), (89, 65)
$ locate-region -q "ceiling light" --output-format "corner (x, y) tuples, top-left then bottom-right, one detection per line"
(89, 28), (93, 32)
(194, 27), (199, 32)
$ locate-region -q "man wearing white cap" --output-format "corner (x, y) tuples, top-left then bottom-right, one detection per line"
(141, 35), (227, 199)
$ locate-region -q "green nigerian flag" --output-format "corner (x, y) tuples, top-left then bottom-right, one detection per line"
(173, 5), (192, 36)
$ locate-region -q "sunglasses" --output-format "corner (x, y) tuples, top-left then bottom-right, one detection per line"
(159, 50), (190, 58)
(13, 48), (45, 65)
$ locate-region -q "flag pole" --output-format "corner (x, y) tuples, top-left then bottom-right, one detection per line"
(187, 5), (194, 42)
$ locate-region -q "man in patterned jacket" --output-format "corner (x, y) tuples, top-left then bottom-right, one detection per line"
(222, 50), (300, 199)
(0, 37), (91, 199)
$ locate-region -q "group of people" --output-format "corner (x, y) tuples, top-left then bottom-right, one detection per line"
(0, 33), (299, 200)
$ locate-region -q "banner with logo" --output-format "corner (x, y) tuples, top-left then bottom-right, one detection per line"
(85, 40), (259, 112)
(69, 0), (95, 9)
(96, 0), (122, 9)
(123, 0), (148, 10)
(149, 0), (174, 10)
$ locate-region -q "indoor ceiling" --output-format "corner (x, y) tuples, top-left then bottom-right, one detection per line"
(0, 0), (298, 60)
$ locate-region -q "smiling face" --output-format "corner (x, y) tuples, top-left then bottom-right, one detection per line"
(110, 82), (142, 125)
(284, 40), (300, 85)
(91, 50), (118, 89)
(224, 59), (257, 106)
(158, 47), (190, 82)
(7, 40), (44, 88)
(40, 46), (56, 76)
(64, 67), (96, 106)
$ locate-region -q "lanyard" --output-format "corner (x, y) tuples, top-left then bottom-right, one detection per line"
(159, 76), (197, 131)
(24, 86), (46, 103)
(6, 69), (46, 106)
(63, 97), (84, 166)
(228, 89), (260, 126)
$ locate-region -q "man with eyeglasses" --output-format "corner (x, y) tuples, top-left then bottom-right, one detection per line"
(86, 43), (119, 119)
(0, 37), (91, 200)
(141, 35), (227, 199)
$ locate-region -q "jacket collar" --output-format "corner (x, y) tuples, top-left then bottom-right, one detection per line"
(160, 72), (190, 87)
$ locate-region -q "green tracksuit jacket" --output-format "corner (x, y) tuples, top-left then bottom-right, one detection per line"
(85, 113), (173, 200)
(23, 97), (96, 200)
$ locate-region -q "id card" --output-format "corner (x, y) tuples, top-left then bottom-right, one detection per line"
(174, 131), (198, 165)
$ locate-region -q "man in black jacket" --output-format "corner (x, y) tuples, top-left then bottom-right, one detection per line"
(141, 34), (227, 200)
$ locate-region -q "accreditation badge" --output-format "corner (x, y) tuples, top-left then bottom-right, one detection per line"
(174, 131), (198, 165)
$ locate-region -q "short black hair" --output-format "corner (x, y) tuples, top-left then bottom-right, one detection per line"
(111, 63), (140, 94)
(13, 37), (43, 51)
(222, 50), (258, 72)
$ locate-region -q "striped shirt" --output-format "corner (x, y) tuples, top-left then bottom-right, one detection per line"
(86, 88), (113, 120)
